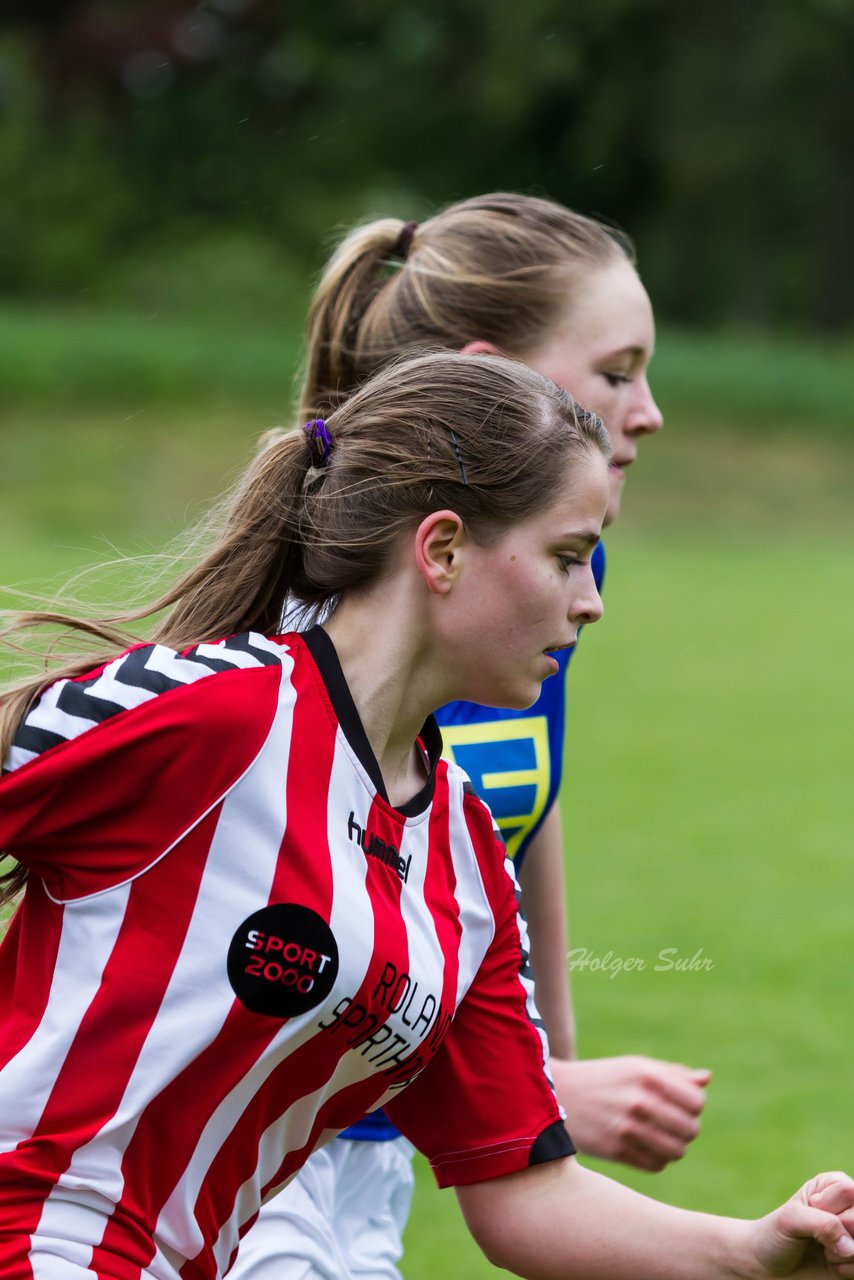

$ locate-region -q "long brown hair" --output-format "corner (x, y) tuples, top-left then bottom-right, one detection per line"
(0, 350), (610, 904)
(300, 191), (634, 421)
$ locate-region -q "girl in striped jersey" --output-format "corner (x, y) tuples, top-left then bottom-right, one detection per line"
(1, 351), (853, 1280)
(233, 192), (705, 1280)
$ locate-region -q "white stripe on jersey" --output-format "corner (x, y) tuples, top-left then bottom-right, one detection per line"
(17, 683), (103, 740)
(30, 1189), (105, 1279)
(210, 1082), (335, 1276)
(139, 646), (234, 685)
(5, 743), (37, 771)
(444, 769), (496, 1008)
(324, 734), (375, 996)
(444, 766), (552, 1083)
(393, 805), (453, 1052)
(0, 882), (132, 1146)
(76, 650), (199, 709)
(193, 639), (278, 669)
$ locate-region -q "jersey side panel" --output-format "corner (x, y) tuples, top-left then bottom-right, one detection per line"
(385, 782), (572, 1186)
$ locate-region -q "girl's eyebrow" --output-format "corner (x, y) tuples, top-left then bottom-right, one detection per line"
(556, 530), (601, 548)
(601, 343), (649, 361)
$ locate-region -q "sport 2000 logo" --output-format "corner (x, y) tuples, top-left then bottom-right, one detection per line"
(227, 903), (339, 1017)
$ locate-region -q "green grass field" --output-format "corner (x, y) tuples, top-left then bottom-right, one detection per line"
(2, 309), (853, 1276)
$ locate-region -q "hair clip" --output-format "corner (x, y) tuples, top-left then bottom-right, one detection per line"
(448, 428), (469, 486)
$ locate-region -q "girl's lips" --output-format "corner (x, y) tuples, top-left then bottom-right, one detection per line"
(543, 637), (577, 675)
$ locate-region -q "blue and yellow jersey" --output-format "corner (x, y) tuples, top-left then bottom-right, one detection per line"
(342, 544), (605, 1142)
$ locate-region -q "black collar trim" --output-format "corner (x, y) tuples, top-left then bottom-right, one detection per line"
(302, 626), (441, 818)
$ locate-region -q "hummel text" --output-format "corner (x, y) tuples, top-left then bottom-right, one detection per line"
(348, 812), (411, 883)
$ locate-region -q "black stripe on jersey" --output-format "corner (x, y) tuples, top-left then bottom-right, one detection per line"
(179, 654), (248, 675)
(56, 679), (127, 726)
(113, 645), (189, 695)
(11, 722), (67, 758)
(112, 637), (277, 693)
(528, 1119), (576, 1166)
(218, 633), (283, 667)
(515, 909), (546, 1033)
(495, 829), (548, 1034)
(398, 714), (442, 817)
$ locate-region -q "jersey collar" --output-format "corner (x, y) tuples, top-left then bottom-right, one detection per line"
(302, 626), (442, 818)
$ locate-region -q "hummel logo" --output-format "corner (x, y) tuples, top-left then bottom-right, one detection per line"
(347, 812), (411, 884)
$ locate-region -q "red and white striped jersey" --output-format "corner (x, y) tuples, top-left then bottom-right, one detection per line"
(0, 628), (573, 1280)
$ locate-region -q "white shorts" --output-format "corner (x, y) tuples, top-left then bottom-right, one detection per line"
(229, 1135), (416, 1280)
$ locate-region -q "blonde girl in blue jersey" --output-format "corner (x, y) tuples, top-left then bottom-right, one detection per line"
(231, 193), (709, 1280)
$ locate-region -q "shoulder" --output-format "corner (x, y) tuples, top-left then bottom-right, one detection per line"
(439, 757), (508, 866)
(5, 632), (301, 775)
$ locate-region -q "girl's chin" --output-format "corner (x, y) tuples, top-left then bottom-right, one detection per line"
(604, 492), (622, 526)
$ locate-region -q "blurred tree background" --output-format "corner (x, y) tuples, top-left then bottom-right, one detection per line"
(2, 9), (853, 1278)
(1, 0), (853, 330)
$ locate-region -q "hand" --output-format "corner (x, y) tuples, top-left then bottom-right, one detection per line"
(747, 1173), (854, 1277)
(551, 1054), (711, 1171)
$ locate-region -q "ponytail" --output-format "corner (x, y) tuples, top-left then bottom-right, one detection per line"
(301, 218), (410, 421)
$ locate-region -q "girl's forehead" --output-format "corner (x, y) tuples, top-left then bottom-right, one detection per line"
(513, 450), (610, 533)
(542, 263), (655, 362)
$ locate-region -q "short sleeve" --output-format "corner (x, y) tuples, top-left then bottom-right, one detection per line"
(385, 790), (575, 1187)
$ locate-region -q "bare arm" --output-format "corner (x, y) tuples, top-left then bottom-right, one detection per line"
(518, 806), (710, 1170)
(517, 805), (576, 1058)
(457, 1158), (854, 1280)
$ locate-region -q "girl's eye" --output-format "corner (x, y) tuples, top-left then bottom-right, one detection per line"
(603, 372), (631, 387)
(558, 555), (583, 573)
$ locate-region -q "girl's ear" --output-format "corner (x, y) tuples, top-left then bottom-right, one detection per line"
(458, 339), (502, 358)
(414, 510), (467, 595)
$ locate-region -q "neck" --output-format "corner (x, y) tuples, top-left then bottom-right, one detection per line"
(322, 579), (446, 809)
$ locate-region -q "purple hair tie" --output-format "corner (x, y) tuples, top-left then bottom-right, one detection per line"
(302, 418), (333, 489)
(304, 418), (333, 465)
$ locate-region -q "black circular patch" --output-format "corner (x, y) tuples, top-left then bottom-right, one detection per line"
(227, 904), (339, 1018)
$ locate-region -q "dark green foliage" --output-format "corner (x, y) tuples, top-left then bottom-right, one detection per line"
(1, 0), (853, 327)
